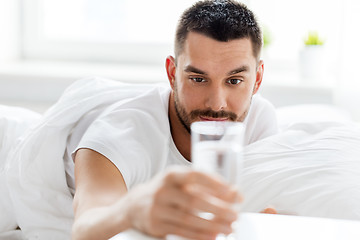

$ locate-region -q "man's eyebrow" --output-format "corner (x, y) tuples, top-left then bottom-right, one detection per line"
(227, 66), (249, 75)
(184, 65), (249, 75)
(184, 65), (207, 75)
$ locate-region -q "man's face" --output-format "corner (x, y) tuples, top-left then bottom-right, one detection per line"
(168, 32), (263, 133)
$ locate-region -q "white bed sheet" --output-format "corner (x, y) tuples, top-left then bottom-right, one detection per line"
(111, 213), (360, 240)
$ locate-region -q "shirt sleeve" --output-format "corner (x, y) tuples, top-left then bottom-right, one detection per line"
(72, 88), (171, 190)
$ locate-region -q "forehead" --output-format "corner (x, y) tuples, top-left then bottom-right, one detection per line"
(179, 32), (256, 70)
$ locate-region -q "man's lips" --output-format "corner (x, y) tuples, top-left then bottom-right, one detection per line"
(199, 116), (228, 121)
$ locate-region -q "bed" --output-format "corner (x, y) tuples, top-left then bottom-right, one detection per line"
(1, 77), (360, 239)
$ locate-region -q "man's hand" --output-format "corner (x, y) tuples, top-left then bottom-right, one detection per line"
(261, 207), (277, 214)
(125, 166), (242, 240)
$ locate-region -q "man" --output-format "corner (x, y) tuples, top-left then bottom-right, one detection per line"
(70, 1), (278, 239)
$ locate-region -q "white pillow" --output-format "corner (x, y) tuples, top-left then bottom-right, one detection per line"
(0, 105), (41, 231)
(242, 121), (360, 221)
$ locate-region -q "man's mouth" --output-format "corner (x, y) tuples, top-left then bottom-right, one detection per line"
(190, 109), (238, 122)
(199, 116), (229, 121)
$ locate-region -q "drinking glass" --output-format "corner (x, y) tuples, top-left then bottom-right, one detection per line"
(191, 121), (244, 185)
(191, 121), (244, 240)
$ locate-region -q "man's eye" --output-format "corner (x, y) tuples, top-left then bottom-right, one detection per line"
(191, 77), (205, 83)
(227, 79), (243, 85)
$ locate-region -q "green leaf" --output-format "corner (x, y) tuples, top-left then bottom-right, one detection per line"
(304, 31), (324, 45)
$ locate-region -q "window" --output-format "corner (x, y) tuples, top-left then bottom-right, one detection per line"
(22, 0), (343, 83)
(22, 0), (201, 65)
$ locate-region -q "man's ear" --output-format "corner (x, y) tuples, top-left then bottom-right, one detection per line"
(253, 60), (264, 95)
(165, 56), (176, 89)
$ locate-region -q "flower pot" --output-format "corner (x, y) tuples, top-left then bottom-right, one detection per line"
(299, 45), (325, 81)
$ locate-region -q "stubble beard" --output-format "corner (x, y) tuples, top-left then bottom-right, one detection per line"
(173, 83), (250, 134)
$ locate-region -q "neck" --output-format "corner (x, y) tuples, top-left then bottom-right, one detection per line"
(168, 92), (191, 161)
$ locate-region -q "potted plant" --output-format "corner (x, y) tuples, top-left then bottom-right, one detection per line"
(261, 25), (272, 57)
(260, 25), (272, 66)
(299, 31), (325, 81)
(263, 26), (272, 49)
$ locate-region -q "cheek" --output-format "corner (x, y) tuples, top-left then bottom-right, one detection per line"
(180, 87), (202, 111)
(175, 79), (202, 110)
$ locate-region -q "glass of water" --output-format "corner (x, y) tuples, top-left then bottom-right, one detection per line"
(191, 121), (244, 185)
(191, 121), (244, 240)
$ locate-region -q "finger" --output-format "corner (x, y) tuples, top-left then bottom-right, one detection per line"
(185, 183), (242, 205)
(164, 167), (241, 202)
(156, 205), (233, 237)
(189, 194), (238, 222)
(158, 186), (238, 223)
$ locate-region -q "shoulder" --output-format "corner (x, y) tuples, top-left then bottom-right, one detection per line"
(246, 94), (278, 123)
(86, 84), (172, 142)
(243, 94), (279, 145)
(251, 94), (276, 113)
(104, 84), (170, 116)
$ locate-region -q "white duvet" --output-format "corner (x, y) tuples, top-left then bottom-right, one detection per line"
(2, 77), (360, 239)
(0, 106), (40, 235)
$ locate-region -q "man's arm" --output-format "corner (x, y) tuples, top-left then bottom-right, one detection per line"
(72, 148), (241, 240)
(72, 148), (130, 240)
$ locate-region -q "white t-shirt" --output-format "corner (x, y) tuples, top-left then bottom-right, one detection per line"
(64, 85), (278, 193)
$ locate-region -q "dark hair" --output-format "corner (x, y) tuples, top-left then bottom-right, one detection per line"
(175, 0), (262, 61)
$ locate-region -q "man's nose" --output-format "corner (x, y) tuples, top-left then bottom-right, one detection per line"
(204, 86), (228, 111)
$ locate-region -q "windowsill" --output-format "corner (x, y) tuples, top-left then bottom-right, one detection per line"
(0, 59), (167, 83)
(0, 59), (168, 112)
